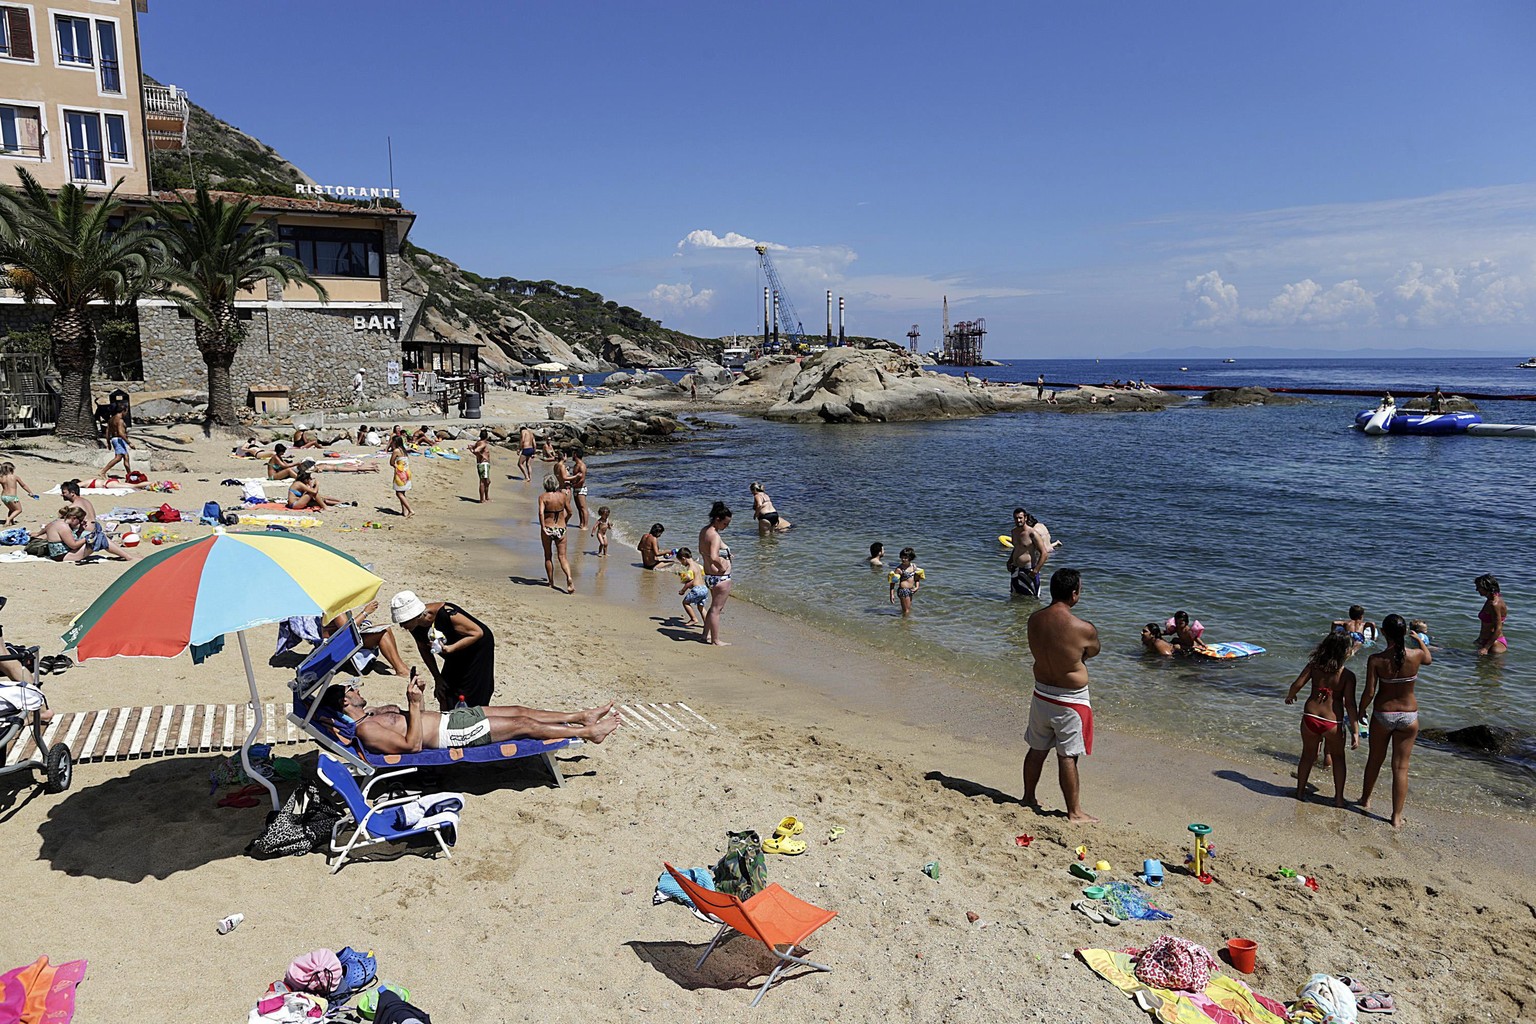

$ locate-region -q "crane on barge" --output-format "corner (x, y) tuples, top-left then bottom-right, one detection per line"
(755, 244), (811, 351)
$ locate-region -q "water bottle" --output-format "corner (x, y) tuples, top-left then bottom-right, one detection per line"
(216, 913), (244, 935)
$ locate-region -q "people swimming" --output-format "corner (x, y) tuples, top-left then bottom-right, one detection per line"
(1332, 604), (1378, 653)
(1141, 623), (1175, 656)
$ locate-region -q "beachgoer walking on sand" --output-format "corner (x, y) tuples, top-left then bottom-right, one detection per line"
(888, 547), (925, 616)
(1023, 568), (1100, 823)
(1284, 631), (1359, 807)
(699, 501), (733, 646)
(470, 430), (492, 503)
(103, 401), (132, 476)
(1359, 614), (1430, 828)
(569, 446), (590, 530)
(353, 368), (366, 404)
(0, 462), (37, 525)
(390, 436), (414, 518)
(389, 591), (499, 710)
(1141, 623), (1175, 656)
(321, 672), (618, 753)
(676, 547), (708, 627)
(518, 426), (536, 481)
(537, 475), (574, 593)
(1473, 574), (1508, 656)
(593, 505), (611, 556)
(749, 481), (791, 534)
(1008, 508), (1059, 598)
(638, 523), (672, 569)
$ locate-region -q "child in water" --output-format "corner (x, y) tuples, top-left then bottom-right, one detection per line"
(592, 505), (612, 556)
(888, 547), (925, 617)
(675, 547), (708, 627)
(0, 463), (38, 525)
(1409, 618), (1434, 648)
(868, 541), (884, 567)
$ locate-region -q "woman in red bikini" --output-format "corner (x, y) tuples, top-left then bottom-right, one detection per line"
(1284, 630), (1359, 806)
(1473, 573), (1509, 657)
(1359, 614), (1431, 828)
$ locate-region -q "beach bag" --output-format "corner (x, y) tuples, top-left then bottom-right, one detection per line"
(24, 537), (49, 558)
(285, 949), (343, 995)
(1134, 935), (1217, 991)
(247, 782), (345, 858)
(148, 503), (181, 523)
(712, 830), (768, 900)
(200, 500), (223, 525)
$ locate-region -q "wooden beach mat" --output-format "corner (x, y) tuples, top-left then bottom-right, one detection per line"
(8, 701), (718, 765)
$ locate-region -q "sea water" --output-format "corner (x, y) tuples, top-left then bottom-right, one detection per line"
(586, 358), (1536, 815)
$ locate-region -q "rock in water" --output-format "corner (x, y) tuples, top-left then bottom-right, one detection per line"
(761, 349), (995, 423)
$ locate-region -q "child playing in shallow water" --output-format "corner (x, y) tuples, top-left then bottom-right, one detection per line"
(0, 463), (37, 525)
(1284, 631), (1359, 807)
(675, 547), (708, 626)
(888, 547), (925, 617)
(1409, 618), (1434, 648)
(593, 505), (611, 556)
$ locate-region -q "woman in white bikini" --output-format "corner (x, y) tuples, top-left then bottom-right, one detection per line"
(699, 501), (733, 646)
(537, 475), (574, 594)
(1358, 613), (1431, 828)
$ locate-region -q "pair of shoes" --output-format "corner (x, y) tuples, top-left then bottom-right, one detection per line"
(1071, 899), (1121, 926)
(39, 655), (72, 675)
(762, 816), (807, 856)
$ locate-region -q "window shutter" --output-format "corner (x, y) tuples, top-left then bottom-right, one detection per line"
(5, 8), (32, 60)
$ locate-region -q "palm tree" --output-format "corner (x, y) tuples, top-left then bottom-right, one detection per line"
(0, 169), (160, 441)
(153, 187), (327, 427)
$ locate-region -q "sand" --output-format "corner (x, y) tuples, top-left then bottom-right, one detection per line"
(1, 398), (1533, 1023)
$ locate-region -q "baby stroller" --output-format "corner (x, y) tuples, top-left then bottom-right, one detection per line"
(0, 611), (73, 794)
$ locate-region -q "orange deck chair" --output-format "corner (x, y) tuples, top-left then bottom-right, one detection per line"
(663, 862), (837, 1007)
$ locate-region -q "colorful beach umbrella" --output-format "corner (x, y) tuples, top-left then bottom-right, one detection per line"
(61, 530), (383, 809)
(62, 530), (381, 660)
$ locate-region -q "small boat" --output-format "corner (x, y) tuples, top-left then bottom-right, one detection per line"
(721, 346), (750, 370)
(1223, 358), (1236, 363)
(1518, 356), (1536, 368)
(1179, 366), (1189, 372)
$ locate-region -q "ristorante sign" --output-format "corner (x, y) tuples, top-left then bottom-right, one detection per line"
(294, 184), (402, 200)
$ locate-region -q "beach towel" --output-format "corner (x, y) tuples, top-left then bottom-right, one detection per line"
(0, 528), (29, 546)
(1106, 881), (1175, 921)
(44, 485), (130, 496)
(101, 508), (148, 523)
(0, 956), (88, 1024)
(238, 514), (323, 529)
(275, 616), (324, 657)
(0, 552), (44, 564)
(1077, 948), (1288, 1024)
(653, 866), (716, 909)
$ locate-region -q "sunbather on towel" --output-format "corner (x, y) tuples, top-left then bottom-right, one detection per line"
(321, 671), (620, 754)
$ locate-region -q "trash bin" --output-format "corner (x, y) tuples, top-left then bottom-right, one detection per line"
(109, 387), (132, 427)
(462, 390), (483, 419)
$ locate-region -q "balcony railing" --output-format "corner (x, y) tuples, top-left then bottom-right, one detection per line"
(68, 147), (106, 184)
(100, 56), (121, 94)
(142, 82), (188, 151)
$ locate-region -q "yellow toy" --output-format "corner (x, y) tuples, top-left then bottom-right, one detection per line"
(1188, 823), (1213, 876)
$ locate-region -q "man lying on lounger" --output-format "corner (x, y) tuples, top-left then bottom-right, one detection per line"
(320, 670), (620, 753)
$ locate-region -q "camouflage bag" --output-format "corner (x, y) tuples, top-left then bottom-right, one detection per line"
(712, 829), (768, 900)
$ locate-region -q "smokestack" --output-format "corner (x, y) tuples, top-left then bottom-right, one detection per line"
(838, 296), (846, 346)
(826, 290), (833, 347)
(763, 286), (770, 347)
(772, 293), (780, 348)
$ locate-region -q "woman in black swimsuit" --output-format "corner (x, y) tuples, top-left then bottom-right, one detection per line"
(390, 590), (497, 710)
(749, 481), (791, 534)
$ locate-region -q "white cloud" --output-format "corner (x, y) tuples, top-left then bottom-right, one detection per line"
(1183, 270), (1240, 328)
(648, 282), (715, 311)
(1243, 278), (1377, 328)
(677, 229), (780, 250)
(1385, 259), (1530, 327)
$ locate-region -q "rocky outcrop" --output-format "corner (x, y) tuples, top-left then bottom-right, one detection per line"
(680, 359), (733, 394)
(509, 411), (682, 455)
(742, 349), (995, 423)
(1202, 387), (1308, 407)
(1403, 395), (1478, 412)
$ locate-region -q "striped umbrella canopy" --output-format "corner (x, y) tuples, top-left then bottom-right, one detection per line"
(62, 530), (382, 661)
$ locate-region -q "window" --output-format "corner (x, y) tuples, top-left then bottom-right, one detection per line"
(54, 13), (91, 65)
(64, 109), (104, 182)
(94, 19), (117, 92)
(103, 111), (125, 161)
(278, 225), (384, 278)
(0, 103), (42, 157)
(0, 6), (34, 61)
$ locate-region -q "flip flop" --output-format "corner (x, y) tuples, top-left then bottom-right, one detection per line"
(827, 826), (846, 842)
(761, 834), (807, 856)
(773, 816), (804, 839)
(217, 785), (261, 809)
(1357, 993), (1395, 1014)
(1069, 862), (1098, 882)
(1071, 900), (1106, 924)
(1338, 977), (1368, 996)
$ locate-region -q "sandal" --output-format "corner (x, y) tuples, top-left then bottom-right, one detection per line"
(1071, 900), (1106, 924)
(761, 834), (807, 856)
(1338, 977), (1368, 996)
(1357, 993), (1395, 1015)
(773, 816), (804, 839)
(827, 826), (846, 842)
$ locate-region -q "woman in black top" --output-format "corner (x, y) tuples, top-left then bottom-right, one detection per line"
(390, 590), (495, 710)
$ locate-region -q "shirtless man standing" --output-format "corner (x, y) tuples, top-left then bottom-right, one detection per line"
(323, 670), (618, 754)
(1007, 508), (1060, 599)
(469, 430), (492, 503)
(1023, 568), (1100, 823)
(518, 426), (536, 481)
(102, 401), (132, 476)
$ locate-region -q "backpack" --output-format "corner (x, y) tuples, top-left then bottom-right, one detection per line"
(149, 503), (181, 523)
(711, 830), (768, 900)
(200, 501), (223, 525)
(285, 949), (342, 995)
(247, 782), (345, 858)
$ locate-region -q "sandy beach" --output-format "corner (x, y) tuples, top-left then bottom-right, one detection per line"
(1, 400), (1533, 1023)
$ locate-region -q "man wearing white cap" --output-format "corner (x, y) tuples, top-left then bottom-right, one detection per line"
(353, 368), (366, 404)
(390, 590), (496, 710)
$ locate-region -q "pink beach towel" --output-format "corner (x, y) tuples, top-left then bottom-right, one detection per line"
(0, 956), (88, 1024)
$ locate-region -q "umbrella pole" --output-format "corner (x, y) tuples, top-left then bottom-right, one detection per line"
(237, 631), (281, 811)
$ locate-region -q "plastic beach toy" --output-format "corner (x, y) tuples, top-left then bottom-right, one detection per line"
(1226, 938), (1258, 974)
(1069, 862), (1097, 882)
(1094, 860), (1112, 872)
(1188, 823), (1213, 877)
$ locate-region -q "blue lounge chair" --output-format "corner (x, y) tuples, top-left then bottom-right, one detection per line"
(316, 754), (462, 872)
(286, 622), (577, 797)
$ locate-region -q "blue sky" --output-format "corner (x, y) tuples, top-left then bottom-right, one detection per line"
(142, 1), (1536, 356)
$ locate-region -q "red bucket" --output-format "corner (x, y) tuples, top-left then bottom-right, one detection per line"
(1226, 938), (1258, 974)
